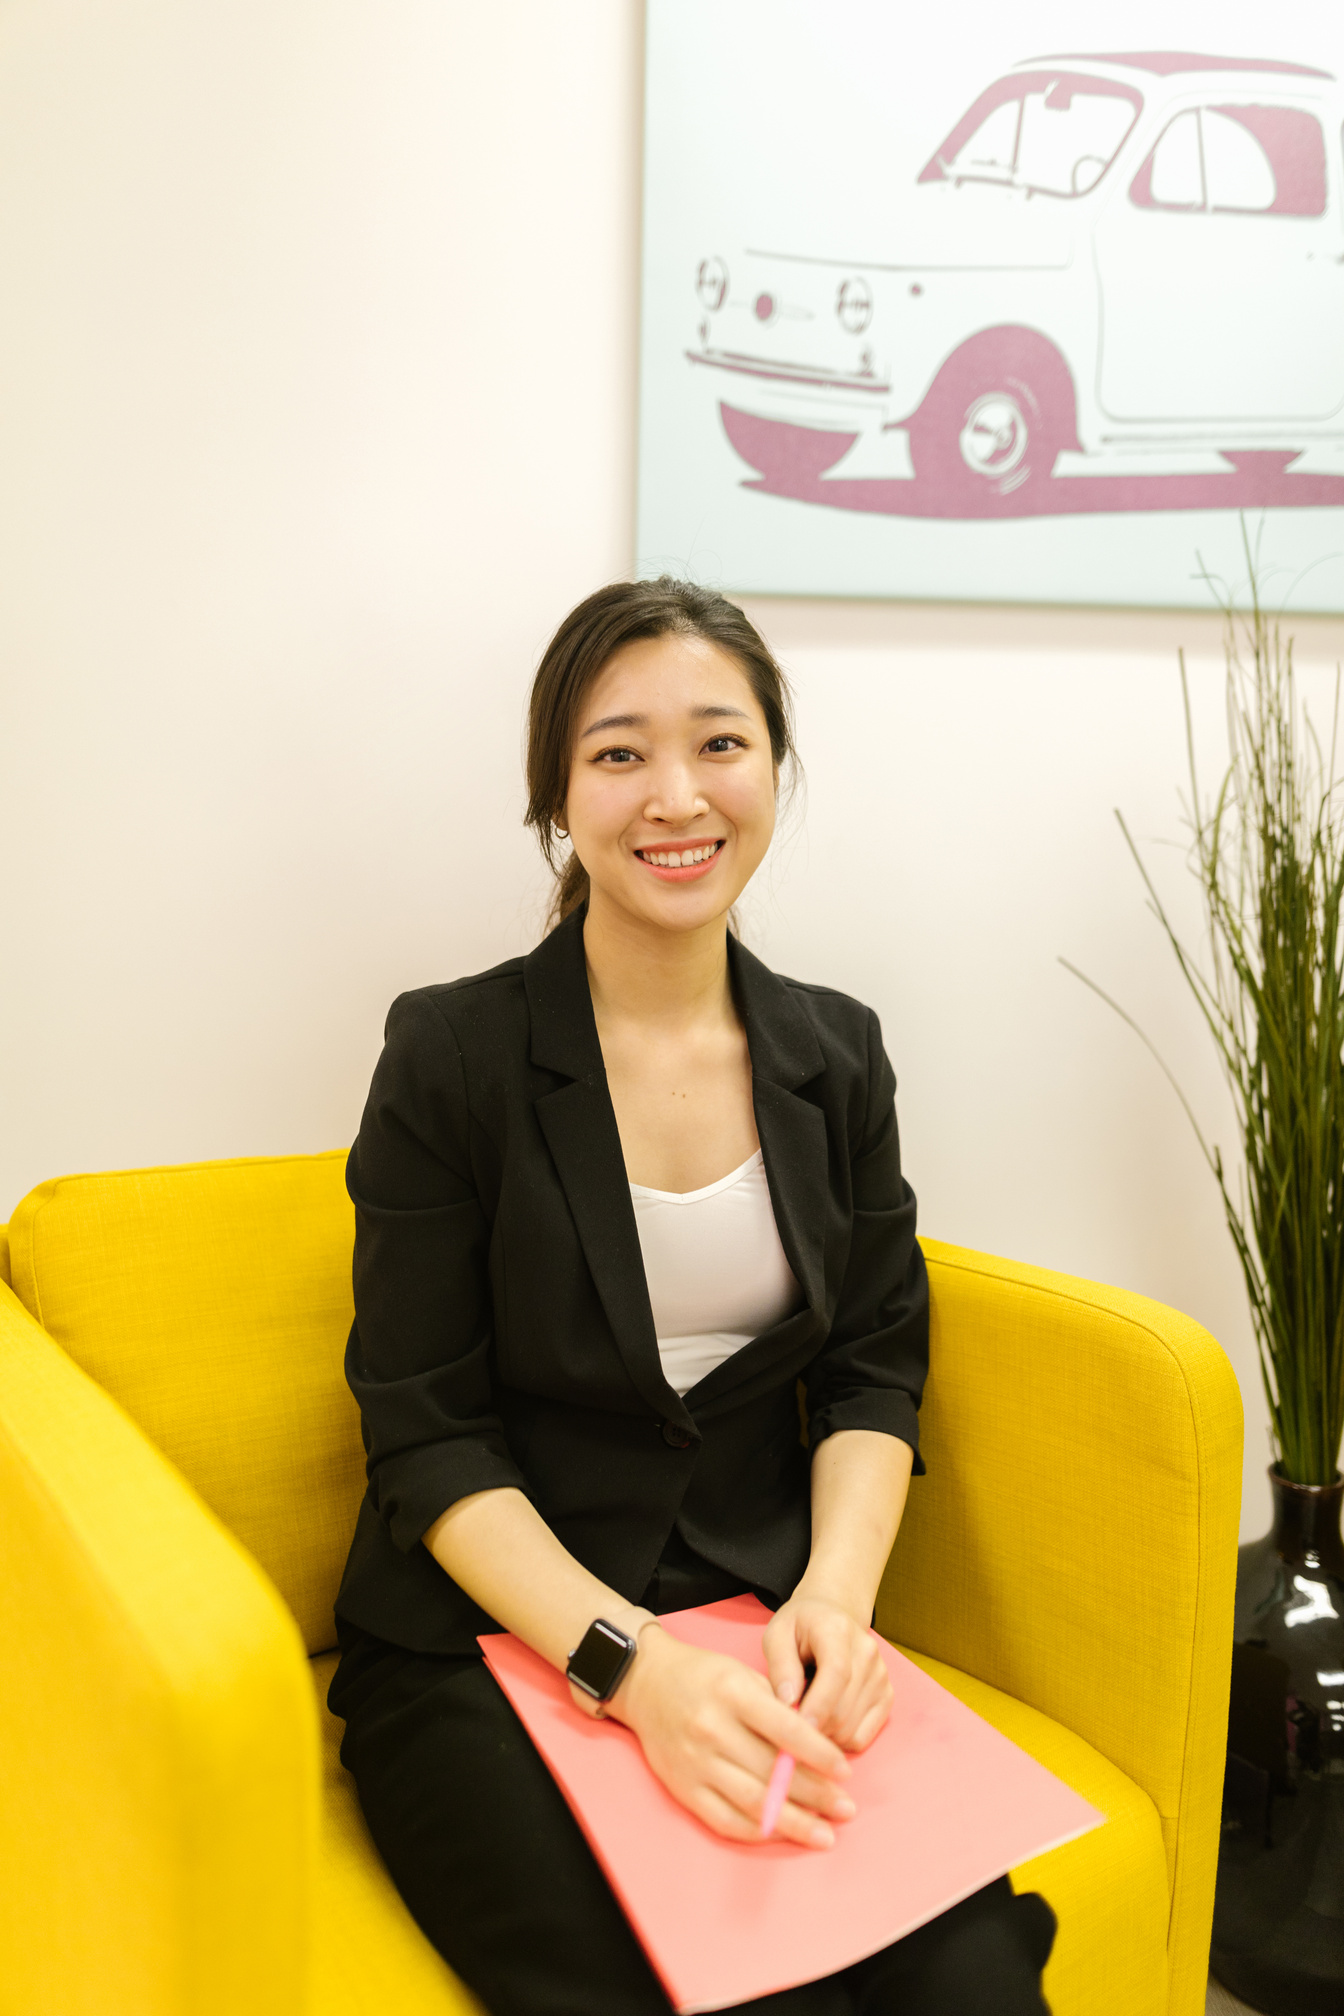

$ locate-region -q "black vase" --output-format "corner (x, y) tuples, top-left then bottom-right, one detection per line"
(1211, 1467), (1344, 2014)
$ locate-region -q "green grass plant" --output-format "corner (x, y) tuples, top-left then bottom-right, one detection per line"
(1065, 551), (1344, 1486)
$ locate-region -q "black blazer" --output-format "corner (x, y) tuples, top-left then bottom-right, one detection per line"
(334, 906), (929, 1655)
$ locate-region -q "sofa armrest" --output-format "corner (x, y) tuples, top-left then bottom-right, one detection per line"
(875, 1240), (1241, 2016)
(0, 1280), (318, 2016)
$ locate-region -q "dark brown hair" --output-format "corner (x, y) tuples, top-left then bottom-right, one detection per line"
(525, 577), (799, 929)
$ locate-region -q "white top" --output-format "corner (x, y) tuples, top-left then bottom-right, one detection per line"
(628, 1150), (803, 1397)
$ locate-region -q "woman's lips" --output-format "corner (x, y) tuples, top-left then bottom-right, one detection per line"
(633, 839), (725, 882)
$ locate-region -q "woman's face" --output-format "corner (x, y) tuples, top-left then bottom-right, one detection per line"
(564, 632), (778, 936)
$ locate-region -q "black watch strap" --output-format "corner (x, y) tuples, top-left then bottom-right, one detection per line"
(566, 1618), (639, 1702)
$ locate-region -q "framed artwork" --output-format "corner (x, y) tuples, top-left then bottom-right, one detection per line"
(636, 0), (1344, 608)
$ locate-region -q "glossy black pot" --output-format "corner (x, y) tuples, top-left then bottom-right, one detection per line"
(1211, 1468), (1344, 2014)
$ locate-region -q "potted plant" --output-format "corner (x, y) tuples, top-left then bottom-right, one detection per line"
(1067, 551), (1344, 2013)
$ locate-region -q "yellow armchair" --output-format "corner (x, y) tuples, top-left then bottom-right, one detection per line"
(0, 1155), (1240, 2016)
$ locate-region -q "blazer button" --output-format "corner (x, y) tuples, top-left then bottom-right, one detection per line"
(661, 1421), (694, 1449)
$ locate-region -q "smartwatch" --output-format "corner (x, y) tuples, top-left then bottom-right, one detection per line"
(566, 1618), (640, 1704)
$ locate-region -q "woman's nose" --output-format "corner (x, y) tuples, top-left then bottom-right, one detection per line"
(643, 762), (707, 824)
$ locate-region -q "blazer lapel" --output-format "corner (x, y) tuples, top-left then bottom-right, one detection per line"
(728, 936), (830, 1321)
(524, 912), (690, 1427)
(750, 1080), (829, 1315)
(521, 912), (832, 1424)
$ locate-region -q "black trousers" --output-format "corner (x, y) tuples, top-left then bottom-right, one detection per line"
(330, 1575), (1056, 2016)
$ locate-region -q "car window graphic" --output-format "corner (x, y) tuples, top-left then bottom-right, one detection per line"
(1138, 109), (1205, 207)
(1210, 106), (1326, 213)
(920, 69), (1141, 198)
(1204, 109), (1278, 208)
(1132, 104), (1326, 215)
(959, 98), (1019, 180)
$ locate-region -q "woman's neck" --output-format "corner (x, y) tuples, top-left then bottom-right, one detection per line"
(582, 890), (736, 1036)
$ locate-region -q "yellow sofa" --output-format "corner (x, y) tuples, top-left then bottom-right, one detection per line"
(0, 1150), (1241, 2016)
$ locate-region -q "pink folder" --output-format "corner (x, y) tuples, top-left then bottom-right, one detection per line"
(480, 1595), (1100, 2012)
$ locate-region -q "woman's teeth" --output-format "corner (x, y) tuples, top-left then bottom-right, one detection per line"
(639, 843), (720, 867)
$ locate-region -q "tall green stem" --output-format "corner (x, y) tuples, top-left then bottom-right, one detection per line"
(1075, 541), (1344, 1484)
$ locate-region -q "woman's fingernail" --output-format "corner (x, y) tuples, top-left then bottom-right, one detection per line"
(777, 1681), (798, 1703)
(833, 1796), (856, 1820)
(810, 1823), (835, 1849)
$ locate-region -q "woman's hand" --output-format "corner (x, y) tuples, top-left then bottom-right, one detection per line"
(609, 1627), (855, 1848)
(762, 1595), (893, 1753)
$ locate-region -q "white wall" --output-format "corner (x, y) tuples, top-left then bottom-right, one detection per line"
(3, 0), (1342, 1541)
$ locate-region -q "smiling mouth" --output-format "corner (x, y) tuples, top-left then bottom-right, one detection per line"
(634, 838), (726, 879)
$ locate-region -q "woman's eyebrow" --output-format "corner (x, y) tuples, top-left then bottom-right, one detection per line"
(581, 712), (646, 738)
(579, 704), (750, 740)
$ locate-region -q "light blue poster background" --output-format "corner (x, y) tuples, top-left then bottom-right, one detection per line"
(637, 0), (1344, 609)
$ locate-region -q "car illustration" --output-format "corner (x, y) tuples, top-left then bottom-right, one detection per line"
(686, 52), (1344, 510)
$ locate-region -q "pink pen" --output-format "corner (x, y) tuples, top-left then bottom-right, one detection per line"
(759, 1749), (796, 1840)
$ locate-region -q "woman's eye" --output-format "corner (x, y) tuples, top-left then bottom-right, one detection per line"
(594, 746), (640, 764)
(704, 736), (745, 755)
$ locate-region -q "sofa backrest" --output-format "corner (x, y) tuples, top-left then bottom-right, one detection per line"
(6, 1152), (363, 1655)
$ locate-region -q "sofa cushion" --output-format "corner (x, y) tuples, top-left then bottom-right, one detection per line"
(311, 1650), (483, 2013)
(8, 1153), (363, 1654)
(907, 1649), (1170, 2015)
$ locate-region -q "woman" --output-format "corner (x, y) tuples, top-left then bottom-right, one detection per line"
(329, 578), (1055, 2015)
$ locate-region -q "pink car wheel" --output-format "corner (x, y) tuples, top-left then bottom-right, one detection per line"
(906, 329), (1077, 507)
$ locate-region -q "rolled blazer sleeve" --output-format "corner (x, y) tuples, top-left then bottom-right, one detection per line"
(804, 1008), (929, 1472)
(344, 990), (527, 1551)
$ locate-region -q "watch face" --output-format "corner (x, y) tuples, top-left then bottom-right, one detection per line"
(569, 1619), (636, 1700)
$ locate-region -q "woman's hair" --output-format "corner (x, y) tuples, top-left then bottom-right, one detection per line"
(525, 576), (799, 929)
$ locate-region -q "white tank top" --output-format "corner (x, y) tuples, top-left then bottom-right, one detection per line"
(628, 1150), (803, 1397)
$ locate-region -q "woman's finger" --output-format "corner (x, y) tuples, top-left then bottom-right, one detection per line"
(778, 1759), (856, 1818)
(695, 1699), (856, 1821)
(776, 1794), (837, 1849)
(711, 1739), (857, 1820)
(706, 1757), (842, 1848)
(690, 1782), (762, 1843)
(704, 1697), (855, 1814)
(762, 1614), (808, 1707)
(814, 1670), (865, 1747)
(825, 1644), (891, 1748)
(847, 1693), (893, 1754)
(795, 1620), (856, 1734)
(730, 1678), (850, 1782)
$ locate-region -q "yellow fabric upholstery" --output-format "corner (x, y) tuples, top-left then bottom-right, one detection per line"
(309, 1651), (484, 2013)
(905, 1650), (1170, 2016)
(0, 1220), (10, 1285)
(7, 1153), (364, 1654)
(878, 1240), (1242, 2016)
(0, 1278), (317, 2016)
(0, 1156), (1241, 2015)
